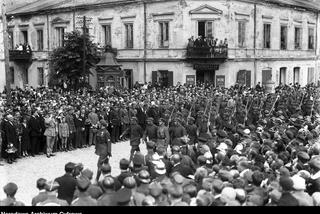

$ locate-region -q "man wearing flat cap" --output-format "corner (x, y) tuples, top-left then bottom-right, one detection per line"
(71, 178), (97, 206)
(95, 119), (112, 182)
(36, 181), (68, 206)
(0, 182), (24, 206)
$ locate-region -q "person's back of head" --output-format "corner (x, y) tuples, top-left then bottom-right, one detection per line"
(252, 171), (264, 187)
(169, 184), (183, 199)
(76, 178), (90, 193)
(65, 162), (76, 174)
(101, 164), (112, 175)
(183, 184), (197, 198)
(119, 158), (130, 170)
(36, 178), (47, 190)
(171, 154), (181, 165)
(102, 177), (115, 191)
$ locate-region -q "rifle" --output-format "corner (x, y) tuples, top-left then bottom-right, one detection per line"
(167, 106), (176, 125)
(267, 95), (280, 117)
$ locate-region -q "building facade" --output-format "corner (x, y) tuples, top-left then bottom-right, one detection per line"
(5, 0), (320, 90)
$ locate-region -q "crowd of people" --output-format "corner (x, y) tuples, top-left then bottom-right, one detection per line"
(1, 81), (320, 206)
(187, 36), (228, 58)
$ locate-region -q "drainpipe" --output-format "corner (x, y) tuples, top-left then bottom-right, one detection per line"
(253, 1), (257, 86)
(143, 0), (147, 83)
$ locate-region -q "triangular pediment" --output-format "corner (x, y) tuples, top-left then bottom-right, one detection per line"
(51, 17), (70, 24)
(189, 4), (223, 15)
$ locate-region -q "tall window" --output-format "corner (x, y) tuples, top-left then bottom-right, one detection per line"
(198, 21), (213, 38)
(293, 67), (300, 84)
(25, 69), (28, 84)
(38, 67), (44, 86)
(308, 67), (315, 83)
(125, 23), (133, 48)
(37, 29), (44, 51)
(279, 67), (286, 85)
(263, 23), (271, 49)
(10, 67), (14, 84)
(159, 22), (169, 48)
(308, 28), (315, 50)
(8, 30), (14, 50)
(102, 25), (111, 46)
(238, 21), (246, 48)
(295, 27), (302, 49)
(21, 30), (28, 44)
(280, 25), (287, 50)
(55, 27), (65, 47)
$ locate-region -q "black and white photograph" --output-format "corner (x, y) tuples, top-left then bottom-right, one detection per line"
(0, 0), (320, 207)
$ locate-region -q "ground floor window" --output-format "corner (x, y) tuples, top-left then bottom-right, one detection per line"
(293, 67), (300, 84)
(279, 67), (286, 85)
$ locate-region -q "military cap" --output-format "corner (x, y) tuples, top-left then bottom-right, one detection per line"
(3, 182), (18, 196)
(44, 181), (60, 192)
(77, 178), (90, 190)
(101, 163), (111, 173)
(119, 158), (130, 169)
(102, 177), (115, 189)
(115, 188), (132, 205)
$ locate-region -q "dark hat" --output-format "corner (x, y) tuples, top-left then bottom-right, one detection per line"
(119, 158), (130, 169)
(123, 176), (137, 189)
(101, 163), (112, 173)
(146, 141), (156, 149)
(81, 168), (93, 180)
(138, 170), (151, 184)
(159, 118), (165, 123)
(309, 155), (320, 170)
(279, 176), (294, 191)
(297, 151), (310, 161)
(100, 119), (108, 127)
(65, 162), (76, 172)
(102, 177), (115, 189)
(115, 188), (132, 205)
(77, 178), (90, 190)
(217, 130), (228, 138)
(3, 183), (18, 196)
(132, 152), (145, 165)
(198, 137), (208, 143)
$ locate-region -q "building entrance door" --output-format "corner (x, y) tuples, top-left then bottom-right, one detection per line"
(196, 70), (215, 85)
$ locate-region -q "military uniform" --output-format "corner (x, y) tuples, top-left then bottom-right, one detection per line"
(95, 125), (112, 168)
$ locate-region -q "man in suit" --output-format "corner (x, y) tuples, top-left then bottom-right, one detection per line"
(97, 177), (117, 206)
(37, 109), (46, 155)
(31, 178), (48, 206)
(28, 110), (41, 156)
(54, 162), (77, 205)
(4, 114), (18, 163)
(169, 154), (193, 178)
(0, 182), (24, 206)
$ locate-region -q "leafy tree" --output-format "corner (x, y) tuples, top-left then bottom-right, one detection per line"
(49, 30), (100, 89)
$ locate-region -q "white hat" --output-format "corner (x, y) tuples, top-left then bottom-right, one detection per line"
(291, 175), (306, 191)
(217, 143), (228, 151)
(243, 129), (251, 135)
(154, 161), (166, 175)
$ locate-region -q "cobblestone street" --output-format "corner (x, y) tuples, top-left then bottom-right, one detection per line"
(0, 141), (146, 205)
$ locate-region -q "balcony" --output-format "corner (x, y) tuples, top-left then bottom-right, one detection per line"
(9, 50), (32, 62)
(186, 46), (228, 61)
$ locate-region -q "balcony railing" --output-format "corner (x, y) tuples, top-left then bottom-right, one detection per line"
(9, 50), (32, 61)
(186, 46), (228, 60)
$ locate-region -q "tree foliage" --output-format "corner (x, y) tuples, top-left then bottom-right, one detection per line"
(49, 30), (100, 89)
